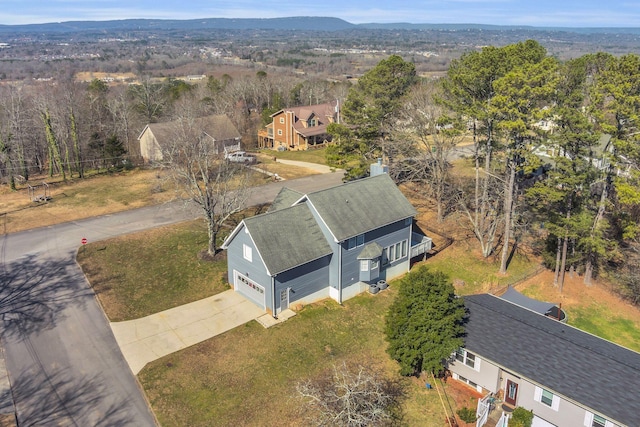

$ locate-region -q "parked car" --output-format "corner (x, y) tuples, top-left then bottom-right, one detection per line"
(226, 151), (256, 164)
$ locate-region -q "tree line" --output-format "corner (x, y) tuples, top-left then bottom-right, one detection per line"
(0, 71), (349, 187)
(327, 41), (640, 304)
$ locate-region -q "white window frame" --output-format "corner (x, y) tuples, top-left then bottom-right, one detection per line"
(279, 117), (285, 124)
(360, 260), (368, 271)
(453, 348), (480, 371)
(243, 244), (252, 262)
(584, 412), (615, 427)
(534, 386), (560, 411)
(277, 129), (283, 136)
(452, 372), (483, 393)
(383, 240), (409, 264)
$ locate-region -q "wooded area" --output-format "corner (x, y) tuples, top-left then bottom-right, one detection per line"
(325, 42), (640, 305)
(1, 35), (639, 306)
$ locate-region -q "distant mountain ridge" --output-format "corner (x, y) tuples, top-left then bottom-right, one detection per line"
(1, 16), (639, 35)
(0, 17), (356, 33)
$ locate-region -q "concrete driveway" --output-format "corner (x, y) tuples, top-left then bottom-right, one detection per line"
(0, 168), (342, 425)
(110, 290), (295, 374)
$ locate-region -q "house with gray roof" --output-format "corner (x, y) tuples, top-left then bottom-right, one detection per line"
(221, 174), (432, 316)
(138, 114), (241, 163)
(448, 293), (640, 427)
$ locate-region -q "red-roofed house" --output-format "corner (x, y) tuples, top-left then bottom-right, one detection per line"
(257, 100), (339, 150)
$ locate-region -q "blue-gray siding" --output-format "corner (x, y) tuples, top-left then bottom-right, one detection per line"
(341, 219), (411, 287)
(226, 225), (273, 308)
(275, 256), (331, 303)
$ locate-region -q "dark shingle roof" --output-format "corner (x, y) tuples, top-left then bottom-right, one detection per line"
(305, 174), (416, 242)
(464, 294), (640, 426)
(244, 203), (332, 275)
(268, 187), (303, 212)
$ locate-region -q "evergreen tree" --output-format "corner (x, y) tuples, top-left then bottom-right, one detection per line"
(385, 266), (466, 376)
(438, 40), (549, 260)
(327, 55), (416, 180)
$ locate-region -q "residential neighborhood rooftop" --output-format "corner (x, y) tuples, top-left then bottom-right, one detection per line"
(267, 187), (303, 212)
(242, 203), (333, 275)
(304, 174), (417, 242)
(139, 114), (241, 143)
(464, 294), (640, 426)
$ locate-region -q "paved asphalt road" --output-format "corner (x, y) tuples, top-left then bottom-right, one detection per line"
(0, 171), (344, 426)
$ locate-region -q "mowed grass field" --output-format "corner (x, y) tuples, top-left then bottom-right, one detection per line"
(77, 220), (229, 321)
(138, 291), (447, 427)
(79, 205), (640, 426)
(0, 156), (319, 233)
(1, 169), (176, 233)
(10, 146), (640, 426)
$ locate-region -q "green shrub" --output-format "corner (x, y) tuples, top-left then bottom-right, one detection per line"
(510, 407), (534, 427)
(456, 407), (476, 423)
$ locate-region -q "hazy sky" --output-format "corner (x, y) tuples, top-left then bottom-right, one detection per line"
(2, 0), (640, 27)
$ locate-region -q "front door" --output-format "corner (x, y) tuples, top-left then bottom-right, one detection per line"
(279, 288), (289, 313)
(505, 380), (519, 406)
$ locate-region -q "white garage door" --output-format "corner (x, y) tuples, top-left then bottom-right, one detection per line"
(532, 416), (556, 427)
(234, 271), (266, 308)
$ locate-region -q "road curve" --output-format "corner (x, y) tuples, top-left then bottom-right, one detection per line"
(0, 170), (344, 426)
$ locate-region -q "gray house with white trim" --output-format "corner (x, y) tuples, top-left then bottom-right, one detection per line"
(221, 174), (432, 316)
(448, 294), (640, 427)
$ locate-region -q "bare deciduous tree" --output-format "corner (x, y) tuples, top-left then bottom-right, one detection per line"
(161, 109), (252, 256)
(394, 82), (465, 222)
(296, 362), (405, 427)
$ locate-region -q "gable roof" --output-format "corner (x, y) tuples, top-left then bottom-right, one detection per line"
(243, 203), (333, 275)
(463, 294), (640, 426)
(138, 114), (241, 144)
(268, 187), (303, 212)
(271, 101), (338, 122)
(272, 101), (338, 139)
(304, 174), (416, 242)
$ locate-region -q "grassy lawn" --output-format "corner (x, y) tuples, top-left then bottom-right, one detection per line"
(138, 291), (446, 427)
(422, 242), (541, 296)
(77, 220), (230, 321)
(0, 165), (294, 234)
(569, 306), (640, 352)
(1, 168), (176, 233)
(261, 147), (328, 165)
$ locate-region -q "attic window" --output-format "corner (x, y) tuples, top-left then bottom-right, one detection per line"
(243, 244), (252, 262)
(279, 117), (285, 124)
(347, 234), (365, 250)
